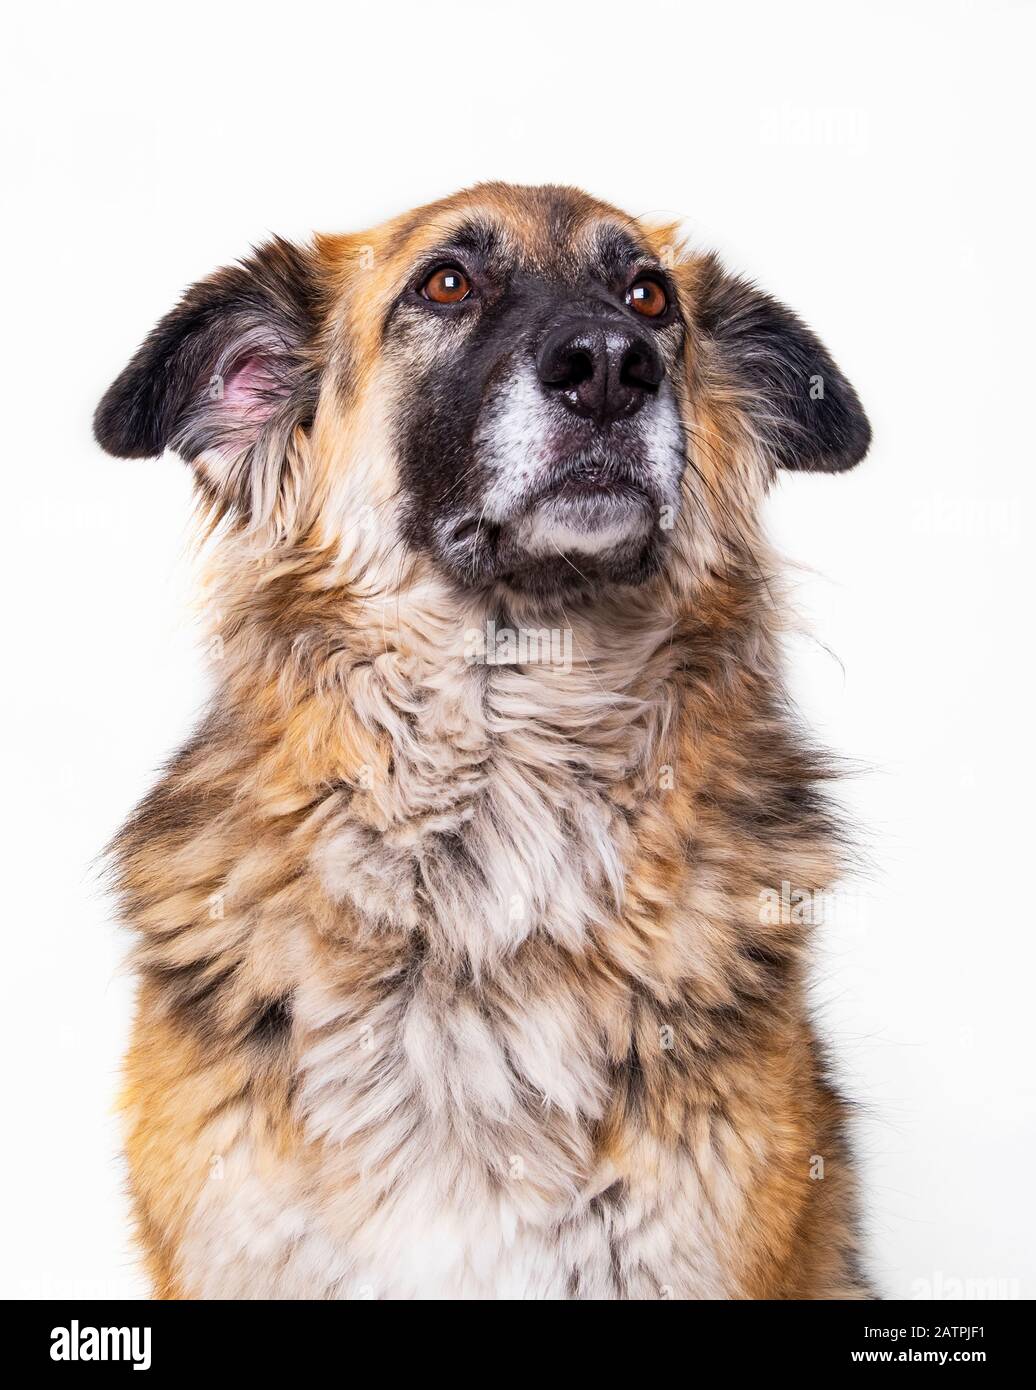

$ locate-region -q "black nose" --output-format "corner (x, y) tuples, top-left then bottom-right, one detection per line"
(536, 319), (664, 424)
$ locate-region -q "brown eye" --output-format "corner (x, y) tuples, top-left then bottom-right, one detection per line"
(626, 277), (668, 318)
(421, 266), (471, 304)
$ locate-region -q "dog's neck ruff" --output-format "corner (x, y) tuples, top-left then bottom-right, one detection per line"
(305, 565), (682, 973)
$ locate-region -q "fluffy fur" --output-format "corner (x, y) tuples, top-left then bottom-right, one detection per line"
(98, 183), (873, 1299)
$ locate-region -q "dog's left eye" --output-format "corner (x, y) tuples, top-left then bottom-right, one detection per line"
(421, 266), (472, 304)
(626, 277), (668, 318)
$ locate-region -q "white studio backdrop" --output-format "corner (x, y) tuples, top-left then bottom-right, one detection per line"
(1, 0), (1032, 1299)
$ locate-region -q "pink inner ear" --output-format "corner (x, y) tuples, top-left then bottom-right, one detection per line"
(222, 355), (273, 415)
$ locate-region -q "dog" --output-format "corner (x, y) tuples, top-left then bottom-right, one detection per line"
(95, 182), (873, 1299)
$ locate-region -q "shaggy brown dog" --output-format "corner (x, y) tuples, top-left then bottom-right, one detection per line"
(96, 183), (872, 1299)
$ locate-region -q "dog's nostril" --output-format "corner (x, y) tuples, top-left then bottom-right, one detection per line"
(561, 348), (594, 390)
(540, 343), (595, 391)
(621, 345), (662, 393)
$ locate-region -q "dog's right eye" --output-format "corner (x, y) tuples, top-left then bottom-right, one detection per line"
(421, 266), (471, 304)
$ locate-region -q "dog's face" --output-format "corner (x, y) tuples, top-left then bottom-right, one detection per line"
(95, 184), (870, 606)
(383, 200), (688, 598)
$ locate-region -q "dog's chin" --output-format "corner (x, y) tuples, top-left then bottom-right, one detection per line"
(494, 535), (665, 605)
(514, 481), (655, 558)
(441, 480), (667, 603)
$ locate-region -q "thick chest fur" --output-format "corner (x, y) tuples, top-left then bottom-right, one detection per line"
(180, 936), (742, 1300)
(119, 617), (868, 1299)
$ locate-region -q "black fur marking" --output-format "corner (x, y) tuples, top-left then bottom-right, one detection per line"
(585, 225), (655, 289)
(392, 272), (554, 551)
(739, 940), (792, 981)
(146, 957), (240, 1041)
(434, 219), (502, 264)
(695, 253), (870, 473)
(587, 1178), (628, 1214)
(609, 1031), (647, 1114)
(246, 996), (293, 1049)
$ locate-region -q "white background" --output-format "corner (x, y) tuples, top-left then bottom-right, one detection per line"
(2, 0), (1033, 1300)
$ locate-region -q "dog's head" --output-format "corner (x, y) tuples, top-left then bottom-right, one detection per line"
(96, 184), (869, 606)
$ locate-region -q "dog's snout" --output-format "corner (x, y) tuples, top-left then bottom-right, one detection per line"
(536, 319), (664, 425)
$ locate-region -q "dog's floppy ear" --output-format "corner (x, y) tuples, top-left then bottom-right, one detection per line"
(690, 253), (870, 473)
(94, 237), (323, 516)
